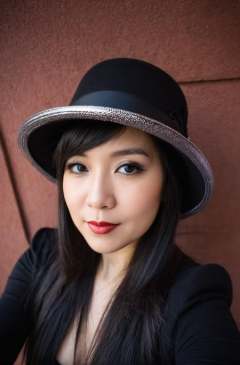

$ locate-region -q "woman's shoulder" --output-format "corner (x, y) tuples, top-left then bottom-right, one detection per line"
(164, 245), (233, 332)
(0, 227), (57, 305)
(162, 247), (240, 363)
(30, 226), (58, 257)
(29, 226), (58, 266)
(170, 246), (232, 304)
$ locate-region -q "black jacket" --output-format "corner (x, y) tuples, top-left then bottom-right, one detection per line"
(1, 227), (240, 364)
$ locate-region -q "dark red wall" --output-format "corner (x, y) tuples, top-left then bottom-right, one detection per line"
(1, 2), (240, 363)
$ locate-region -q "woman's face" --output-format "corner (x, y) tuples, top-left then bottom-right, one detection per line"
(63, 126), (165, 255)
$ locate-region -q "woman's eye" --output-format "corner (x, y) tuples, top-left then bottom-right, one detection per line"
(65, 162), (144, 175)
(66, 163), (86, 174)
(117, 163), (144, 175)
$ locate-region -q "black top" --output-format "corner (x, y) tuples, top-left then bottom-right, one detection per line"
(1, 227), (240, 365)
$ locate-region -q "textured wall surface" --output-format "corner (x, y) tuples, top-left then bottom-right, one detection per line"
(0, 1), (240, 364)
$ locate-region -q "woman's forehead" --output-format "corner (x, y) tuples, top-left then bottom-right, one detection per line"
(67, 127), (158, 160)
(111, 126), (157, 148)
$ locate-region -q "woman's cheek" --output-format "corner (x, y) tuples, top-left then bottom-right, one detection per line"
(63, 180), (81, 208)
(124, 176), (162, 208)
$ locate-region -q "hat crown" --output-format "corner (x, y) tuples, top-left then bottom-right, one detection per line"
(71, 58), (188, 137)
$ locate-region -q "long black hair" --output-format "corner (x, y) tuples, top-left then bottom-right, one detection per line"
(23, 120), (186, 365)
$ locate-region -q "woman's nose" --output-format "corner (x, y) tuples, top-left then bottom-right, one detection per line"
(86, 174), (115, 209)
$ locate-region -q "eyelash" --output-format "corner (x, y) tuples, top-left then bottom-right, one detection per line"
(65, 162), (145, 176)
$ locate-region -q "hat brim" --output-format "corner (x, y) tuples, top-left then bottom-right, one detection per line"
(18, 105), (214, 219)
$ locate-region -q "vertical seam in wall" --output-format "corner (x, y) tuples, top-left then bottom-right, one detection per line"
(0, 128), (30, 244)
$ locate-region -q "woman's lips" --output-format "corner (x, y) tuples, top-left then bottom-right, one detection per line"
(87, 222), (119, 234)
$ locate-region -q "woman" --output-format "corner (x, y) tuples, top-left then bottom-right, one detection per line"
(1, 58), (240, 365)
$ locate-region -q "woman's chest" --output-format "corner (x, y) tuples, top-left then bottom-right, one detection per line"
(56, 288), (114, 365)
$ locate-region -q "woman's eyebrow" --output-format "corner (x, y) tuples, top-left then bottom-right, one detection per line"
(77, 148), (150, 158)
(111, 148), (150, 158)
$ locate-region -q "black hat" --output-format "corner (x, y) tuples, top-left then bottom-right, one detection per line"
(18, 57), (214, 219)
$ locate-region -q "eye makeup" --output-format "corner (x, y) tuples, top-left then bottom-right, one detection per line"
(64, 161), (145, 176)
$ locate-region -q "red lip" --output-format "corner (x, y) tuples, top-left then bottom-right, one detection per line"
(87, 222), (119, 234)
(87, 220), (118, 227)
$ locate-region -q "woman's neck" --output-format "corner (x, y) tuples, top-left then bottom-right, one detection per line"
(97, 240), (138, 282)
